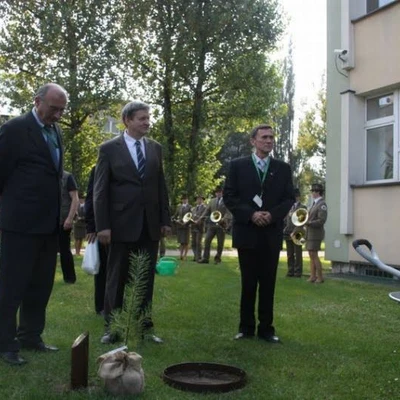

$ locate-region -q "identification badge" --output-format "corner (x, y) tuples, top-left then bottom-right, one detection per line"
(253, 194), (263, 208)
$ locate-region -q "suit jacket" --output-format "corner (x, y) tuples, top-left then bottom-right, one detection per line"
(94, 134), (171, 242)
(223, 155), (294, 249)
(306, 199), (328, 241)
(0, 111), (63, 234)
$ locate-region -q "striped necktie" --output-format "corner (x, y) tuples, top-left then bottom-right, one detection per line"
(258, 159), (265, 172)
(135, 141), (145, 179)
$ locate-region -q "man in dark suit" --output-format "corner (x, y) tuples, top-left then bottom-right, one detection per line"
(0, 83), (68, 365)
(94, 100), (171, 344)
(223, 124), (294, 344)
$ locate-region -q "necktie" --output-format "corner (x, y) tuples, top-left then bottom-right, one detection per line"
(43, 125), (59, 170)
(258, 159), (265, 172)
(135, 141), (145, 179)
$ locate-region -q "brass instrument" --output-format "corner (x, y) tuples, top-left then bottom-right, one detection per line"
(291, 208), (309, 227)
(291, 227), (306, 246)
(210, 210), (222, 224)
(182, 212), (195, 224)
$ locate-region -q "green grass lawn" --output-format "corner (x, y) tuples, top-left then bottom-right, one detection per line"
(1, 254), (399, 399)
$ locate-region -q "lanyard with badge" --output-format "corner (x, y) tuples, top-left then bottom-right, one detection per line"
(252, 153), (270, 208)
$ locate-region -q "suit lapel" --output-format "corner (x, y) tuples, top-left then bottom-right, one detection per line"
(263, 158), (279, 191)
(116, 134), (139, 176)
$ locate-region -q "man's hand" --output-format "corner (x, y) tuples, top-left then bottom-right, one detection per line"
(97, 229), (111, 245)
(63, 219), (73, 230)
(86, 232), (97, 244)
(251, 211), (272, 227)
(161, 225), (172, 237)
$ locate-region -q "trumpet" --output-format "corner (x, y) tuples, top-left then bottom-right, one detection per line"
(291, 227), (306, 246)
(291, 208), (309, 227)
(182, 212), (195, 224)
(210, 210), (222, 224)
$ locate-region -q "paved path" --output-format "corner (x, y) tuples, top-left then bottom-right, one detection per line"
(74, 248), (324, 258)
(161, 249), (325, 258)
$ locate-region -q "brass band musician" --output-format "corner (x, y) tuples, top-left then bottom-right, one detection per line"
(198, 186), (232, 264)
(173, 194), (191, 260)
(283, 188), (306, 277)
(190, 195), (206, 262)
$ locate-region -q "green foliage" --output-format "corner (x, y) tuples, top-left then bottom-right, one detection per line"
(120, 0), (285, 203)
(0, 0), (126, 190)
(295, 77), (327, 189)
(273, 38), (296, 165)
(63, 117), (114, 196)
(0, 0), (287, 200)
(110, 251), (153, 349)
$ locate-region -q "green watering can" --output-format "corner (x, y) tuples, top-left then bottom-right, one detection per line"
(156, 257), (178, 276)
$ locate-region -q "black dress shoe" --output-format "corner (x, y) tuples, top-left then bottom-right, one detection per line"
(20, 342), (59, 352)
(143, 334), (163, 343)
(234, 332), (254, 340)
(258, 334), (281, 344)
(198, 259), (209, 264)
(100, 331), (121, 344)
(0, 351), (27, 365)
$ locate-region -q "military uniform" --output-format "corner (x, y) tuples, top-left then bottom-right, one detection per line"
(283, 200), (306, 277)
(174, 202), (192, 245)
(199, 195), (232, 264)
(190, 200), (206, 262)
(305, 198), (328, 251)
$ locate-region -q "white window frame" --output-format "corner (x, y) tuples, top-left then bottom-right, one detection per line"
(366, 0), (396, 13)
(364, 91), (399, 183)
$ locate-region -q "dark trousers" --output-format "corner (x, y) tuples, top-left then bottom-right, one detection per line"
(191, 228), (203, 261)
(94, 242), (108, 314)
(0, 231), (57, 352)
(58, 226), (76, 283)
(237, 242), (280, 338)
(285, 239), (303, 276)
(104, 226), (158, 331)
(202, 225), (225, 261)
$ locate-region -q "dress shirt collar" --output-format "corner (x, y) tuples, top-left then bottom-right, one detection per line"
(124, 131), (145, 146)
(32, 107), (46, 128)
(253, 152), (269, 164)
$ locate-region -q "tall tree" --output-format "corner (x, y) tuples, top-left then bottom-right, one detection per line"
(0, 0), (125, 189)
(273, 38), (295, 165)
(296, 78), (327, 191)
(121, 0), (284, 204)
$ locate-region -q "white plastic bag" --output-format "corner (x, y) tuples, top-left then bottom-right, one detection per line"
(81, 240), (100, 275)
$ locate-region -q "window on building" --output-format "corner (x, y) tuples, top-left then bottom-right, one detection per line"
(365, 93), (397, 182)
(367, 0), (396, 13)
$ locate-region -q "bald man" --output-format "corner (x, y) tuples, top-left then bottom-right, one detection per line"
(0, 83), (68, 365)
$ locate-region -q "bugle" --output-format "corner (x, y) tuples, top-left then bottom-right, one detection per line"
(291, 208), (309, 227)
(182, 212), (195, 224)
(291, 227), (306, 246)
(210, 210), (222, 224)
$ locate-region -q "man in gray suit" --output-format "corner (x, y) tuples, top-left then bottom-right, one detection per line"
(94, 100), (171, 344)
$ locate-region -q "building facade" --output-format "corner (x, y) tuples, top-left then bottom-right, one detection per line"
(326, 0), (400, 275)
